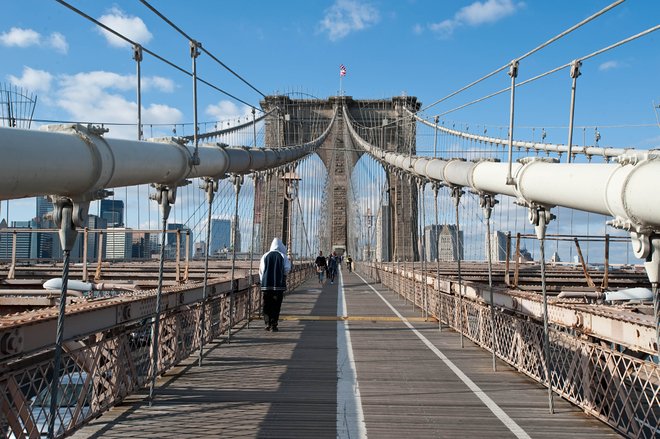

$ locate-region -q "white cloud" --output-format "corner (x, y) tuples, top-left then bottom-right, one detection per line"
(412, 23), (424, 35)
(319, 0), (380, 41)
(48, 32), (68, 54)
(0, 27), (68, 53)
(598, 60), (620, 71)
(55, 70), (182, 139)
(7, 66), (53, 93)
(429, 0), (523, 38)
(97, 7), (152, 48)
(0, 27), (40, 47)
(205, 100), (252, 124)
(145, 76), (175, 93)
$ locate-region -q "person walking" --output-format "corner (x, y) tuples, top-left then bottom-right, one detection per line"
(346, 255), (353, 272)
(315, 251), (327, 283)
(327, 251), (338, 284)
(259, 238), (292, 332)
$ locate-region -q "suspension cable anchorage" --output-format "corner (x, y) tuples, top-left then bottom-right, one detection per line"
(190, 39), (201, 58)
(479, 193), (499, 220)
(527, 203), (556, 241)
(133, 43), (143, 62)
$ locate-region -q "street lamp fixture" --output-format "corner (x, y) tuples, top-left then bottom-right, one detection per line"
(281, 170), (301, 260)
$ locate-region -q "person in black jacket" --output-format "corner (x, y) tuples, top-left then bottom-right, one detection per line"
(259, 238), (292, 331)
(327, 252), (338, 284)
(314, 251), (327, 283)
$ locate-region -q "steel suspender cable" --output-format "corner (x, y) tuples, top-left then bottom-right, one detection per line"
(198, 178), (216, 366)
(55, 0), (259, 110)
(138, 0), (267, 98)
(48, 247), (71, 439)
(421, 0), (625, 113)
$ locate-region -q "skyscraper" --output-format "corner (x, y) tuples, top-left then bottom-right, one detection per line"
(210, 219), (231, 255)
(100, 199), (124, 227)
(487, 230), (508, 262)
(231, 215), (241, 252)
(36, 196), (51, 221)
(424, 224), (464, 262)
(106, 228), (132, 260)
(166, 223), (193, 258)
(86, 214), (107, 261)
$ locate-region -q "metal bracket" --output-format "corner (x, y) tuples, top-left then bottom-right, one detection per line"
(190, 40), (201, 58)
(528, 204), (555, 240)
(48, 196), (92, 252)
(150, 184), (179, 221)
(450, 186), (464, 205)
(479, 193), (499, 220)
(570, 59), (582, 79)
(200, 177), (218, 204)
(508, 60), (519, 79)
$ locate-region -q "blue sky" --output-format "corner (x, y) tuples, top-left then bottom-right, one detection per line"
(1, 0), (659, 230)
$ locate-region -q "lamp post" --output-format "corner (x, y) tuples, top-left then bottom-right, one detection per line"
(282, 169), (301, 260)
(366, 207), (373, 261)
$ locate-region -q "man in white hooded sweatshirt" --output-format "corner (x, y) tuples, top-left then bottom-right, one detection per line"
(259, 238), (292, 331)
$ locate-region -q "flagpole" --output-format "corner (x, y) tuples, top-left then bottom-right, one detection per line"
(340, 75), (343, 96)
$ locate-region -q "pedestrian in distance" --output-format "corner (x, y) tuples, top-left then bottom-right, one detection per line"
(346, 255), (353, 272)
(327, 251), (338, 284)
(315, 250), (327, 283)
(259, 238), (292, 332)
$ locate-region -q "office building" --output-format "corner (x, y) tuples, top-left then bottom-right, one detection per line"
(100, 199), (124, 227)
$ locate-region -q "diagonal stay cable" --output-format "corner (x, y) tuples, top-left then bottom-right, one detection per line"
(430, 23), (660, 119)
(420, 0), (625, 113)
(139, 0), (267, 98)
(55, 0), (259, 110)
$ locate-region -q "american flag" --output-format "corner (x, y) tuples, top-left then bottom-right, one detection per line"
(340, 64), (347, 77)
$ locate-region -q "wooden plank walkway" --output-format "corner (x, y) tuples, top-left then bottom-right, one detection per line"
(72, 268), (622, 438)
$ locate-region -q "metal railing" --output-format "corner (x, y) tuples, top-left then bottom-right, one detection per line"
(0, 263), (313, 438)
(362, 262), (659, 439)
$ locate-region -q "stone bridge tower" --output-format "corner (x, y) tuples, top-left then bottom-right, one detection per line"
(256, 95), (420, 262)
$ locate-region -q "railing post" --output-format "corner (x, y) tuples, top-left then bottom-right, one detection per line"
(505, 232), (511, 286)
(175, 229), (181, 282)
(7, 230), (17, 279)
(82, 227), (88, 281)
(94, 231), (104, 282)
(184, 229), (190, 281)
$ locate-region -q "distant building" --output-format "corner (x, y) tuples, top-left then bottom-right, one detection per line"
(210, 219), (231, 255)
(100, 199), (124, 227)
(36, 196), (51, 221)
(424, 224), (463, 262)
(375, 205), (390, 262)
(194, 241), (207, 258)
(131, 232), (151, 259)
(86, 214), (107, 261)
(519, 247), (533, 262)
(487, 230), (508, 262)
(166, 223), (193, 258)
(0, 220), (34, 259)
(231, 215), (241, 252)
(106, 228), (133, 260)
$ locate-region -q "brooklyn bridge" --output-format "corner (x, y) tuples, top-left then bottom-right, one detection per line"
(0, 1), (658, 438)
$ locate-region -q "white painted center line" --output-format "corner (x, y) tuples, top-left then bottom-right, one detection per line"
(354, 272), (530, 439)
(337, 268), (368, 439)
